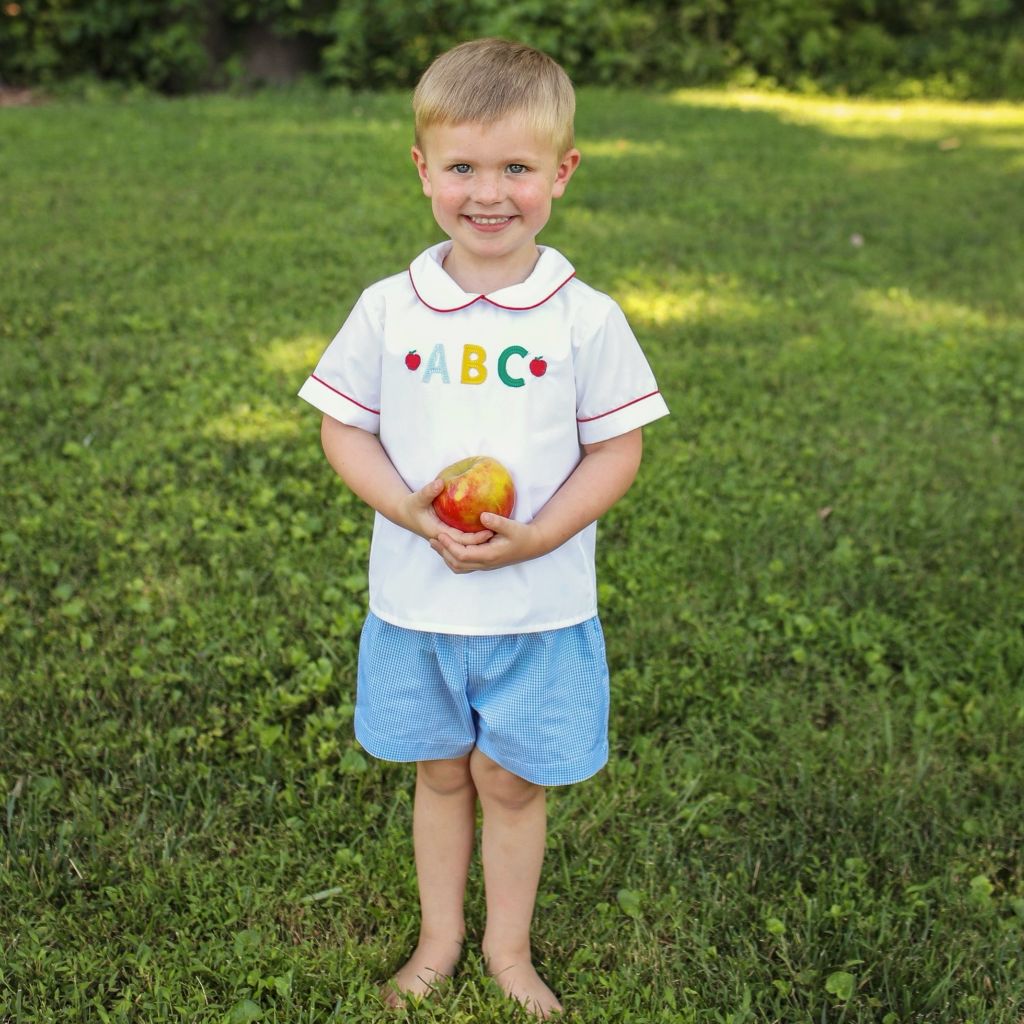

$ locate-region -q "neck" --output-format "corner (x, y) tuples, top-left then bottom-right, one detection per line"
(442, 245), (540, 294)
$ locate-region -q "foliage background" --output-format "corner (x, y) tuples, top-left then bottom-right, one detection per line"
(2, 0), (1024, 98)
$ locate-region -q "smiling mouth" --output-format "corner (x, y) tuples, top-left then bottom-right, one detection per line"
(466, 215), (514, 225)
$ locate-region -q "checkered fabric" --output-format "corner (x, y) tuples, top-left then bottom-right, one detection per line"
(354, 612), (609, 786)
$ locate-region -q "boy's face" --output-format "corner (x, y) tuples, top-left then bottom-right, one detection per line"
(411, 115), (580, 286)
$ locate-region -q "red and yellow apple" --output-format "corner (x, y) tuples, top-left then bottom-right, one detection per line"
(432, 456), (515, 533)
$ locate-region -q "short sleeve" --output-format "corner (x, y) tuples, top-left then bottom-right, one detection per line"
(573, 299), (670, 444)
(297, 289), (383, 433)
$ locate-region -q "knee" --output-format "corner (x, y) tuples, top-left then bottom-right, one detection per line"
(417, 755), (474, 797)
(472, 754), (542, 812)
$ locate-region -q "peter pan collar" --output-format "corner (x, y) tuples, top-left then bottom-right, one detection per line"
(408, 241), (576, 313)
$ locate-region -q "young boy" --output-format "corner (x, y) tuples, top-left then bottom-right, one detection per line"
(298, 38), (669, 1018)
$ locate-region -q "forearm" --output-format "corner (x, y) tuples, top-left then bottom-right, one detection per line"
(320, 415), (490, 547)
(530, 428), (643, 556)
(320, 415), (416, 532)
(430, 428), (644, 573)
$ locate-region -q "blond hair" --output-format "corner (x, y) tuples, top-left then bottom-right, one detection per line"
(413, 38), (575, 156)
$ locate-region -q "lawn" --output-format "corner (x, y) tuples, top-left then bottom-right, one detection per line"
(1, 85), (1022, 1022)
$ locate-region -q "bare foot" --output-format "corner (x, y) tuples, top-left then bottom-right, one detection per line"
(486, 955), (563, 1019)
(380, 937), (463, 1008)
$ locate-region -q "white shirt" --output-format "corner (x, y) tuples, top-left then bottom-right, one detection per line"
(298, 242), (669, 634)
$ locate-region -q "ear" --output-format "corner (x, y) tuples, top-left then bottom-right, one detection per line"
(551, 148), (581, 199)
(411, 145), (432, 197)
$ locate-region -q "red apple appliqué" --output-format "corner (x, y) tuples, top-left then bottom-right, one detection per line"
(529, 356), (547, 378)
(405, 350), (421, 371)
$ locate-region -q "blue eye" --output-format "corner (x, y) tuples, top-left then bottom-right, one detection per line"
(452, 163), (472, 174)
(508, 163), (528, 174)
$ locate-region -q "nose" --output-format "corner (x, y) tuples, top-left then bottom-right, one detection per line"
(472, 172), (504, 204)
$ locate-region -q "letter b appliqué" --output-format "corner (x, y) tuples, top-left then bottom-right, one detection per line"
(461, 344), (487, 385)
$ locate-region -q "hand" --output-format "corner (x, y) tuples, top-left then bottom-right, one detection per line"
(429, 512), (546, 574)
(396, 479), (494, 547)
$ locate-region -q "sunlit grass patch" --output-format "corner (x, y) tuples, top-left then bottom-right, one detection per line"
(854, 286), (1020, 337)
(616, 274), (766, 329)
(580, 137), (682, 160)
(668, 88), (1024, 139)
(260, 335), (332, 377)
(203, 401), (302, 444)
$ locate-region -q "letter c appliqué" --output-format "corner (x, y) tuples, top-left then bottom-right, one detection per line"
(497, 345), (528, 388)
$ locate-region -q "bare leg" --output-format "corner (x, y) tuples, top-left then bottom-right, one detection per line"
(382, 755), (476, 1006)
(471, 748), (563, 1019)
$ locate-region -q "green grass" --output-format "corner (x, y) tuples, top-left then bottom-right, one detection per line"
(2, 85), (1023, 1022)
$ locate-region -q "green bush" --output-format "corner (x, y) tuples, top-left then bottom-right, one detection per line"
(0, 0), (212, 93)
(1, 0), (1023, 97)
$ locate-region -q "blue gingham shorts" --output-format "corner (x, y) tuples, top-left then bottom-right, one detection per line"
(354, 612), (609, 786)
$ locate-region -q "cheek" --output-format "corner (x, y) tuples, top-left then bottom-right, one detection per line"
(518, 183), (554, 213)
(435, 182), (468, 208)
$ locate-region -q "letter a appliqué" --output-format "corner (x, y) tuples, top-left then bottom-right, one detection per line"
(422, 343), (450, 384)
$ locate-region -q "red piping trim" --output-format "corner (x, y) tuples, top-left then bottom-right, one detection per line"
(408, 267), (576, 313)
(310, 374), (380, 415)
(577, 390), (662, 423)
